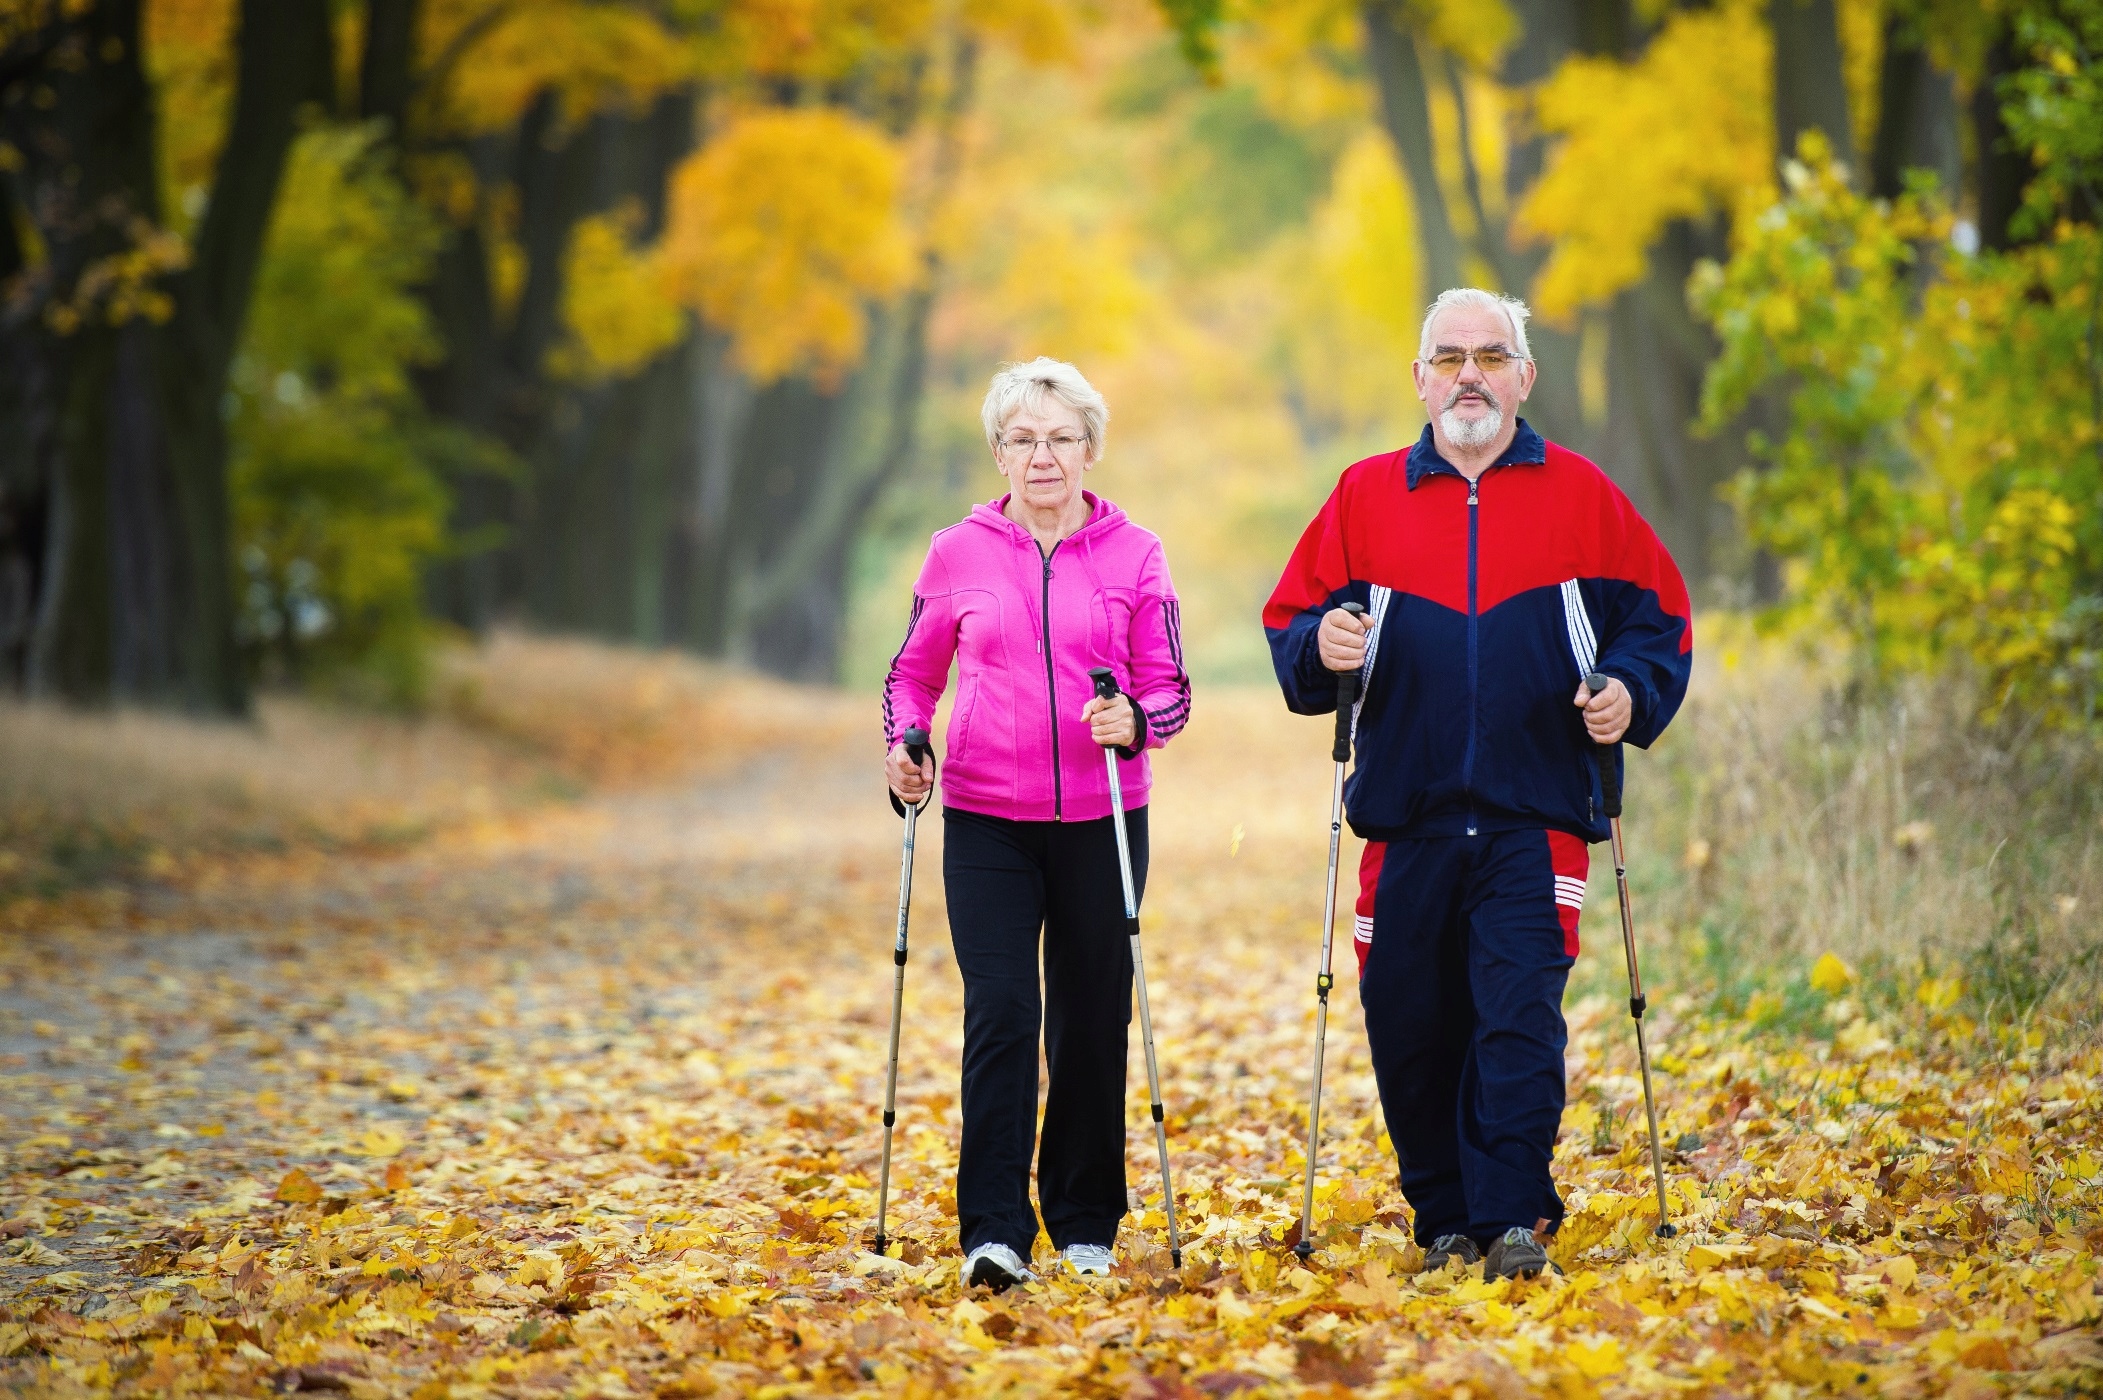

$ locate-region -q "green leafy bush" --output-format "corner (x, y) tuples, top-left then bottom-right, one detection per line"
(229, 125), (507, 707)
(1693, 139), (2102, 725)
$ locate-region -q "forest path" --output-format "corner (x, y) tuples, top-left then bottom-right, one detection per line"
(0, 694), (2096, 1396)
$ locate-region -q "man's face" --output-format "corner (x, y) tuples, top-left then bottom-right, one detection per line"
(1412, 306), (1536, 452)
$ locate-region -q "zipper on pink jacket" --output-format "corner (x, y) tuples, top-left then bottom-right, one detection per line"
(1040, 542), (1063, 819)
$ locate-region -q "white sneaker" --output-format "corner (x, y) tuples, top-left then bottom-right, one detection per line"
(1061, 1243), (1114, 1277)
(960, 1242), (1034, 1291)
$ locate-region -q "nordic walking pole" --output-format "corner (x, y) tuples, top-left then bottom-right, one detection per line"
(872, 727), (932, 1258)
(1295, 601), (1364, 1263)
(1087, 667), (1183, 1269)
(1582, 672), (1677, 1239)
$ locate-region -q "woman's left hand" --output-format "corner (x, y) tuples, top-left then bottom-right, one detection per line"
(1081, 694), (1138, 749)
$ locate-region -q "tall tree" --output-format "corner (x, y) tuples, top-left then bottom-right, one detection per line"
(1973, 27), (2034, 250)
(0, 0), (331, 712)
(1869, 7), (1961, 200)
(1771, 0), (1856, 173)
(1360, 2), (1466, 299)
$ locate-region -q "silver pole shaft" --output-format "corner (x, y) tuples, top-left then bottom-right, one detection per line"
(873, 800), (920, 1254)
(1610, 816), (1673, 1235)
(1296, 758), (1347, 1254)
(1104, 750), (1182, 1267)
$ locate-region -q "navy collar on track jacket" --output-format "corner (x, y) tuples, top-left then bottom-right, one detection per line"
(1262, 420), (1693, 845)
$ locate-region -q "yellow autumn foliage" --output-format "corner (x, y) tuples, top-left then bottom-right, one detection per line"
(985, 222), (1151, 364)
(660, 108), (914, 386)
(421, 0), (691, 137)
(1518, 0), (1773, 319)
(1809, 951), (1855, 996)
(702, 0), (936, 82)
(960, 0), (1080, 66)
(144, 0), (234, 216)
(1410, 0), (1518, 73)
(552, 205), (685, 382)
(1276, 128), (1423, 435)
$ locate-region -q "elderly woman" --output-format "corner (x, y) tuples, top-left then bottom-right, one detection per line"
(883, 357), (1192, 1289)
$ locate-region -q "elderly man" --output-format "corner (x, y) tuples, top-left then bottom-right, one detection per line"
(1262, 288), (1692, 1280)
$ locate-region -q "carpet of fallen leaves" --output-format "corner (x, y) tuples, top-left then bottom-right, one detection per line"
(1, 685), (2100, 1399)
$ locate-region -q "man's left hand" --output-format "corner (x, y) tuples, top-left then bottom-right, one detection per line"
(1574, 675), (1631, 745)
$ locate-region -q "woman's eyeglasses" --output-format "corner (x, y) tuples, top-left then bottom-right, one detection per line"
(998, 434), (1090, 460)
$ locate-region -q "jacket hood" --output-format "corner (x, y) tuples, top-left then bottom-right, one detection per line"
(968, 491), (1129, 543)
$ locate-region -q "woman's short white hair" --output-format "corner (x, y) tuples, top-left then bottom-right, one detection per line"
(981, 357), (1109, 458)
(1418, 287), (1534, 361)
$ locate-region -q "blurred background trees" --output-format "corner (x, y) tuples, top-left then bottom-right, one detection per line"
(0, 0), (2096, 731)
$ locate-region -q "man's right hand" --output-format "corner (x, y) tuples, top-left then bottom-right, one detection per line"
(887, 742), (933, 803)
(1318, 606), (1369, 672)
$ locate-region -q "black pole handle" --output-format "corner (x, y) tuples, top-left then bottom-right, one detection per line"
(1088, 666), (1120, 702)
(1332, 602), (1366, 762)
(891, 727), (934, 818)
(1582, 671), (1623, 819)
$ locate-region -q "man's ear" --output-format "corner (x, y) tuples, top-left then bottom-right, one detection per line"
(1516, 359), (1537, 402)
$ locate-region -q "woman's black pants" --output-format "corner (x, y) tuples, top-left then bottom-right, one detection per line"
(942, 804), (1146, 1258)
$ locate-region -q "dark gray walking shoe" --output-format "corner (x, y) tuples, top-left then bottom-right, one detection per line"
(1482, 1226), (1556, 1281)
(1422, 1233), (1482, 1272)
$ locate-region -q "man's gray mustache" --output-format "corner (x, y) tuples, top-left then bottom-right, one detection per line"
(1443, 384), (1500, 412)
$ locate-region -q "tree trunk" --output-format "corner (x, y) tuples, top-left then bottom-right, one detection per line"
(1480, 0), (1599, 447)
(417, 201), (510, 630)
(1361, 1), (1466, 299)
(2, 0), (327, 712)
(1771, 0), (1856, 174)
(1869, 10), (1960, 201)
(360, 0), (420, 135)
(1602, 220), (1730, 589)
(156, 0), (335, 714)
(2, 1), (160, 704)
(1972, 29), (2032, 251)
(722, 377), (850, 677)
(682, 329), (752, 657)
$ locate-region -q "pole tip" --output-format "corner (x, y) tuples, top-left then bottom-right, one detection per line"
(1291, 1240), (1314, 1262)
(871, 1235), (889, 1256)
(1171, 1249), (1183, 1269)
(1655, 1221), (1678, 1239)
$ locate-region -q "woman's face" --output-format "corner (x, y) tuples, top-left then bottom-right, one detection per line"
(993, 400), (1093, 514)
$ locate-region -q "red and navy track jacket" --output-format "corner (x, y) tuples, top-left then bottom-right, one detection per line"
(1263, 420), (1693, 845)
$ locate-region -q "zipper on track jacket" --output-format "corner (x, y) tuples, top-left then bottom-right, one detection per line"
(1041, 543), (1063, 820)
(1462, 476), (1480, 836)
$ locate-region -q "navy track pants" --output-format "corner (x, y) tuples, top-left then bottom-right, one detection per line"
(1354, 827), (1589, 1246)
(942, 805), (1141, 1258)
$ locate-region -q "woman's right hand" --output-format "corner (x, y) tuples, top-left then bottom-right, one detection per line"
(887, 742), (934, 804)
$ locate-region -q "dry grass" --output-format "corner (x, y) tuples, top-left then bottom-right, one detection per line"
(428, 630), (860, 789)
(0, 631), (861, 924)
(1612, 623), (2103, 1031)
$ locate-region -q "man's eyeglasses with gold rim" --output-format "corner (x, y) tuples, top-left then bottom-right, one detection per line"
(1424, 345), (1527, 375)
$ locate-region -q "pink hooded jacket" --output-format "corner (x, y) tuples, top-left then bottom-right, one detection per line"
(882, 493), (1191, 822)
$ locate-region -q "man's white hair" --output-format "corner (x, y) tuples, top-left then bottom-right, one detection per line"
(1418, 287), (1534, 361)
(980, 357), (1109, 458)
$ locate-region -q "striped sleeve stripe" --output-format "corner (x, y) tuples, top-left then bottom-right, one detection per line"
(1349, 584), (1394, 748)
(1560, 579), (1598, 677)
(1553, 875), (1588, 908)
(881, 595), (928, 743)
(1145, 598), (1194, 740)
(1354, 913), (1375, 943)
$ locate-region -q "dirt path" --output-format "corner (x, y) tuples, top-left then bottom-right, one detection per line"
(1, 693), (2097, 1397)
